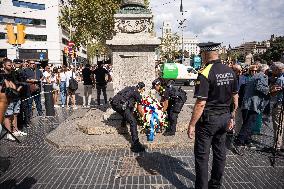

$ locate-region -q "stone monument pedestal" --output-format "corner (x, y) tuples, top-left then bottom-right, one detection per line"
(106, 12), (160, 94)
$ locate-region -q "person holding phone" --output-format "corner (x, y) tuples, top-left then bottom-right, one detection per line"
(270, 62), (284, 156)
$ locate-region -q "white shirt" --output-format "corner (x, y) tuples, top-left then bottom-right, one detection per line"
(66, 71), (76, 88)
(42, 71), (51, 83)
(50, 74), (57, 84)
(60, 72), (67, 82)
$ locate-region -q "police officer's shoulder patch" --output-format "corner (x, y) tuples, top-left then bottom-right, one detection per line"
(196, 80), (201, 85)
(200, 64), (213, 79)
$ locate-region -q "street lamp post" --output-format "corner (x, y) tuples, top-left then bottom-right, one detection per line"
(96, 50), (99, 64)
(179, 0), (186, 64)
(68, 4), (72, 67)
(178, 19), (186, 64)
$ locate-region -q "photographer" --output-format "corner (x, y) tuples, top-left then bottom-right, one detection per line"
(0, 58), (26, 141)
(270, 62), (284, 156)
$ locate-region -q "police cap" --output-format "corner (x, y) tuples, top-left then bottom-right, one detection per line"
(198, 42), (221, 52)
(152, 79), (161, 89)
(137, 82), (145, 89)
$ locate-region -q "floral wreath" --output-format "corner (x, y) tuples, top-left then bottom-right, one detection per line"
(135, 93), (168, 141)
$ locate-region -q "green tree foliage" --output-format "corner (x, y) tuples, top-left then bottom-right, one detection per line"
(87, 42), (110, 60)
(59, 0), (121, 45)
(160, 33), (180, 62)
(59, 0), (152, 59)
(144, 0), (150, 7)
(261, 36), (284, 62)
(229, 52), (245, 63)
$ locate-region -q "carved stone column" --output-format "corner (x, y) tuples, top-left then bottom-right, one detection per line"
(106, 1), (160, 94)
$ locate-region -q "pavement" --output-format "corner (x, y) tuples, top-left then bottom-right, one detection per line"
(0, 83), (284, 189)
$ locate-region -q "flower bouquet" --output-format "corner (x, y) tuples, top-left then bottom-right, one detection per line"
(136, 94), (168, 142)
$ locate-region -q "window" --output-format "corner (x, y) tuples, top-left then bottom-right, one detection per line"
(12, 0), (45, 10)
(0, 32), (5, 39)
(0, 15), (46, 26)
(26, 34), (47, 41)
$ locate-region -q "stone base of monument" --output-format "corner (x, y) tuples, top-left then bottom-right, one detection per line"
(46, 106), (194, 151)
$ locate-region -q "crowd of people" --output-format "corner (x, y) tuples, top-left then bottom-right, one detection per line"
(185, 42), (284, 189)
(0, 59), (42, 141)
(228, 61), (284, 156)
(0, 58), (113, 142)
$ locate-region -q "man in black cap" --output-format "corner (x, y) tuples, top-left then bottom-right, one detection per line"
(110, 82), (146, 153)
(188, 42), (239, 189)
(152, 78), (187, 136)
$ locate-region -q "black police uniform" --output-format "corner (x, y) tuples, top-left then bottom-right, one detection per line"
(161, 86), (179, 134)
(110, 86), (142, 144)
(194, 59), (238, 189)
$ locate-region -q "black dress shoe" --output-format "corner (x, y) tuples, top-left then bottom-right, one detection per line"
(246, 143), (257, 149)
(232, 143), (245, 156)
(131, 141), (145, 153)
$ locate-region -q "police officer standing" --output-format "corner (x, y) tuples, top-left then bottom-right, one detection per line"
(152, 79), (186, 136)
(187, 42), (239, 189)
(110, 82), (145, 153)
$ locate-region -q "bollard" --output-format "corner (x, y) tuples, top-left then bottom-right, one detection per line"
(44, 84), (55, 116)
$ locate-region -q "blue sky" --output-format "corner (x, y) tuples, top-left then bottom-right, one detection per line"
(149, 0), (284, 47)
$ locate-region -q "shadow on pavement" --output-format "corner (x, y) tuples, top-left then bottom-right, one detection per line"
(75, 93), (83, 106)
(0, 177), (37, 189)
(93, 104), (110, 112)
(0, 156), (10, 177)
(136, 152), (195, 189)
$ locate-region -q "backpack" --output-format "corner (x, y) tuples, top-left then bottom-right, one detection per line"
(168, 86), (187, 113)
(175, 87), (187, 103)
(69, 72), (78, 91)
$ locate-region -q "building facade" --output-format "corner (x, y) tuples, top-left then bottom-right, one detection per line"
(177, 37), (199, 56)
(162, 21), (172, 38)
(0, 0), (87, 66)
(161, 21), (199, 56)
(230, 41), (270, 56)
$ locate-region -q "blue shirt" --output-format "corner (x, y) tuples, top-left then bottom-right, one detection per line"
(242, 73), (269, 113)
(23, 68), (43, 80)
(276, 73), (284, 102)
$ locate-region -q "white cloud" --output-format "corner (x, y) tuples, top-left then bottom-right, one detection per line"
(150, 0), (284, 47)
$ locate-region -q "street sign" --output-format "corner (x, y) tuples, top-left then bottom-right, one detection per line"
(39, 53), (45, 61)
(68, 41), (75, 47)
(193, 56), (201, 70)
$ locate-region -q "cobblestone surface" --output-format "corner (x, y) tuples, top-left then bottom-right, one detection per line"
(0, 85), (284, 189)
